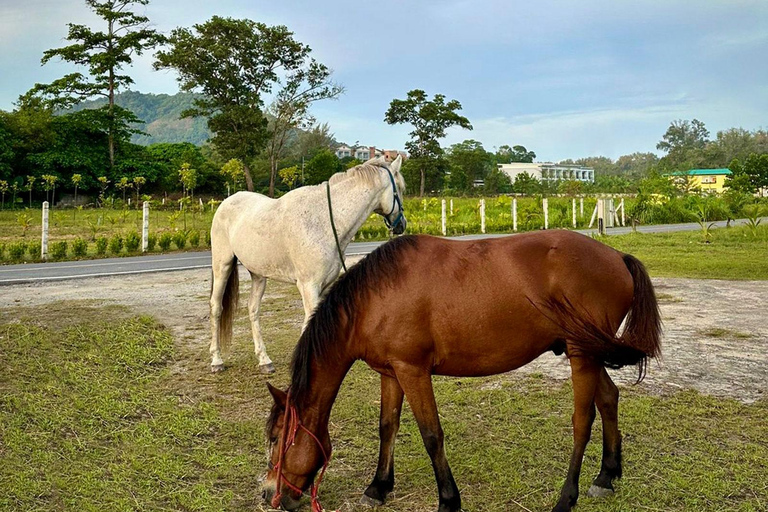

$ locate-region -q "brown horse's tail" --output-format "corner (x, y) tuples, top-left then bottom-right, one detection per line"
(537, 254), (662, 382)
(215, 258), (239, 352)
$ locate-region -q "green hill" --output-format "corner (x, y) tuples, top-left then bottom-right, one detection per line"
(72, 91), (211, 146)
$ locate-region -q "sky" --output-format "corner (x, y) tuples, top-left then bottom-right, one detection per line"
(1, 0), (766, 162)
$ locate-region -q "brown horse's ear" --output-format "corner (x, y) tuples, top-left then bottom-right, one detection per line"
(266, 382), (287, 408)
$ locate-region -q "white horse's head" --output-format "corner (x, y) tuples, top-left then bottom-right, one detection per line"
(372, 155), (407, 235)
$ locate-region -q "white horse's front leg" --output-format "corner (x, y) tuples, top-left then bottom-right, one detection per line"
(297, 280), (322, 332)
(248, 274), (274, 374)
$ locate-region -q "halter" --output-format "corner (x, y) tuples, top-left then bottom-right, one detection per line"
(382, 167), (405, 232)
(271, 391), (332, 512)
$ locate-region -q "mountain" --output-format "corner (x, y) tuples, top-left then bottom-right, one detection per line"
(71, 91), (211, 146)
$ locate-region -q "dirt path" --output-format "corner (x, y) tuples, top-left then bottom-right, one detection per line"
(2, 269), (766, 402)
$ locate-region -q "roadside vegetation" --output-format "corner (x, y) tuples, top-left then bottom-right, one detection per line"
(1, 299), (766, 512)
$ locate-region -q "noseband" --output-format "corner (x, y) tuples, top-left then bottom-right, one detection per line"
(383, 167), (405, 231)
(271, 390), (332, 512)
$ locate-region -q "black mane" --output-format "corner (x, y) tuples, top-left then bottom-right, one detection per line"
(288, 235), (420, 406)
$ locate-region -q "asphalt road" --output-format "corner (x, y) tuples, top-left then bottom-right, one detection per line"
(0, 218), (760, 285)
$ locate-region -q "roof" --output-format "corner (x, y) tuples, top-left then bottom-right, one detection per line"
(671, 168), (732, 176)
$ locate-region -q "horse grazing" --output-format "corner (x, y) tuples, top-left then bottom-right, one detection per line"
(208, 155), (406, 374)
(263, 231), (662, 512)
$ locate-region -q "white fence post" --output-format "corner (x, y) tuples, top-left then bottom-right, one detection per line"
(620, 198), (625, 226)
(441, 199), (446, 236)
(543, 198), (549, 229)
(598, 198), (607, 235)
(512, 198), (518, 232)
(450, 198), (453, 216)
(41, 201), (49, 261)
(142, 201), (149, 252)
(580, 197), (584, 218)
(572, 198), (577, 228)
(607, 198), (615, 228)
(589, 200), (599, 228)
(480, 199), (486, 234)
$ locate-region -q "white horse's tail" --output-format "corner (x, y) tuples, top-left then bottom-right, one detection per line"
(218, 257), (239, 352)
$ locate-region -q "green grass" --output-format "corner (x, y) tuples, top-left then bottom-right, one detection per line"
(603, 224), (768, 279)
(1, 296), (767, 511)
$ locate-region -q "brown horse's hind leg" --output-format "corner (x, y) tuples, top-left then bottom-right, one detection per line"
(553, 356), (601, 512)
(362, 375), (404, 507)
(588, 368), (622, 497)
(394, 366), (461, 512)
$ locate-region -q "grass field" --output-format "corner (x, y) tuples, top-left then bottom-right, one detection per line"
(2, 298), (766, 512)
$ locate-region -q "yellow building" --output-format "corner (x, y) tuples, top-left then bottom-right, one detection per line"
(670, 168), (732, 193)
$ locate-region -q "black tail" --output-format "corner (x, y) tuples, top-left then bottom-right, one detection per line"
(216, 257), (239, 352)
(537, 254), (662, 382)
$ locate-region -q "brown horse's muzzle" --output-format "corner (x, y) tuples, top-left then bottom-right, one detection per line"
(262, 485), (301, 511)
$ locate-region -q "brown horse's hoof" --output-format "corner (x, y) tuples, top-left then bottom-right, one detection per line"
(587, 484), (614, 498)
(211, 363), (225, 373)
(359, 494), (384, 507)
(260, 363), (276, 374)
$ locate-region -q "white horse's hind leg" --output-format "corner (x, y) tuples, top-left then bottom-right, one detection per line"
(248, 273), (274, 374)
(297, 280), (322, 332)
(209, 256), (235, 372)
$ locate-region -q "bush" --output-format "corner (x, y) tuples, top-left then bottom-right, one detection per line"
(108, 234), (124, 254)
(8, 242), (27, 260)
(125, 231), (141, 252)
(188, 230), (200, 248)
(172, 231), (187, 250)
(95, 236), (108, 255)
(50, 241), (68, 260)
(28, 241), (42, 260)
(0, 243), (5, 259)
(72, 237), (88, 257)
(147, 233), (157, 252)
(204, 230), (211, 247)
(158, 232), (173, 251)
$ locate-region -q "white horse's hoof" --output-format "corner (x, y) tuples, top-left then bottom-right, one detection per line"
(359, 494), (384, 507)
(260, 363), (276, 374)
(211, 364), (226, 373)
(587, 484), (614, 498)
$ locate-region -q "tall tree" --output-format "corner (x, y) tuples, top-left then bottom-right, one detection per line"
(446, 139), (492, 191)
(497, 144), (536, 163)
(385, 89), (472, 196)
(656, 119), (710, 170)
(265, 60), (343, 196)
(28, 0), (164, 171)
(155, 16), (313, 191)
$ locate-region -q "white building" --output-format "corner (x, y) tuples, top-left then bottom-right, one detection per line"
(497, 162), (595, 183)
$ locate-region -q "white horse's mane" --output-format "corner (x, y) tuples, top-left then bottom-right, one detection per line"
(328, 157), (391, 188)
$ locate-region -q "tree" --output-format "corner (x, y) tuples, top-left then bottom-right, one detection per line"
(497, 144), (536, 163)
(155, 16), (313, 191)
(385, 89), (472, 196)
(29, 0), (164, 171)
(483, 167), (512, 194)
(265, 60), (343, 197)
(178, 163), (198, 199)
(614, 152), (659, 178)
(290, 122), (335, 162)
(220, 158), (245, 194)
(446, 140), (492, 192)
(71, 174), (83, 205)
(656, 119), (710, 170)
(304, 149), (340, 185)
(511, 172), (540, 195)
(278, 165), (300, 190)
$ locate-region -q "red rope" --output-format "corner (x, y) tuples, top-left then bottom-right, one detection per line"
(271, 392), (333, 511)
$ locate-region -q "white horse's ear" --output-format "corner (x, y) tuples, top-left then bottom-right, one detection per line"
(390, 154), (403, 174)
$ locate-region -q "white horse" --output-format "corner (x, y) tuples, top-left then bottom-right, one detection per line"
(209, 155), (406, 373)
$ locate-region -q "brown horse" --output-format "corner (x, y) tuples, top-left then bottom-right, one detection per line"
(263, 231), (662, 512)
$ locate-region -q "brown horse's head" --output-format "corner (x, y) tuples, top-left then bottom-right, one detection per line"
(263, 383), (330, 510)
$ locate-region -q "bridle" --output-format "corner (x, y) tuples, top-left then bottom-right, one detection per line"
(271, 390), (332, 512)
(382, 167), (405, 232)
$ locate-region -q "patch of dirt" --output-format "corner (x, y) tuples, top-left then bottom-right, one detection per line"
(2, 270), (766, 402)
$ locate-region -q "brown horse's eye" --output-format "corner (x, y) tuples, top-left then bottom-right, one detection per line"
(267, 460), (275, 471)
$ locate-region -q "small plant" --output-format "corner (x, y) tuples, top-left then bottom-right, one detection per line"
(108, 234), (124, 254)
(158, 232), (173, 251)
(188, 230), (200, 248)
(125, 231), (141, 252)
(16, 211), (33, 237)
(8, 242), (27, 260)
(28, 241), (42, 260)
(147, 233), (157, 251)
(696, 205), (715, 243)
(744, 205), (763, 237)
(50, 241), (68, 261)
(95, 236), (108, 255)
(172, 230), (187, 250)
(72, 237), (88, 257)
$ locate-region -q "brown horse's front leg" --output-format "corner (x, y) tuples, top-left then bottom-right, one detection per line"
(362, 374), (404, 506)
(394, 365), (461, 512)
(553, 356), (601, 512)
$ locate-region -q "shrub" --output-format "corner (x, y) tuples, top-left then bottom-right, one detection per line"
(95, 236), (108, 255)
(147, 233), (157, 251)
(158, 232), (173, 251)
(8, 242), (27, 260)
(204, 230), (211, 247)
(188, 230), (200, 248)
(125, 231), (141, 252)
(172, 231), (187, 250)
(28, 241), (42, 260)
(50, 241), (68, 260)
(72, 237), (88, 257)
(0, 243), (5, 259)
(108, 234), (124, 254)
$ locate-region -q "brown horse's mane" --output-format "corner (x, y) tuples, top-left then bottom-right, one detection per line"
(288, 235), (420, 408)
